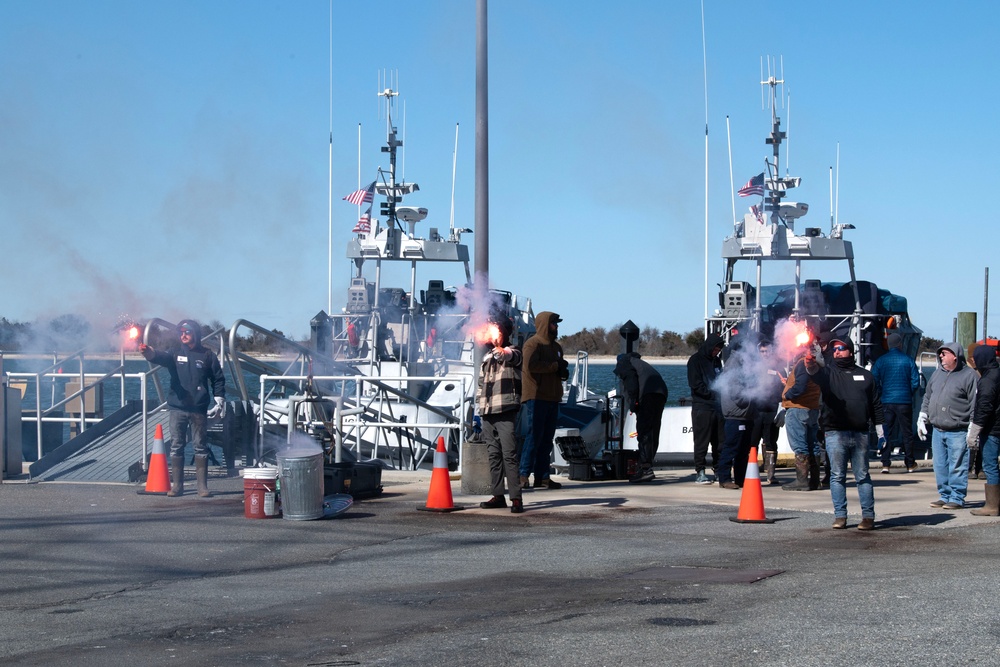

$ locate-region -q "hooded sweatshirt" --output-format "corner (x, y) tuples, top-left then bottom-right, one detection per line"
(717, 350), (755, 421)
(920, 342), (978, 431)
(687, 333), (724, 410)
(971, 345), (1000, 438)
(614, 352), (668, 411)
(520, 311), (565, 403)
(142, 319), (226, 413)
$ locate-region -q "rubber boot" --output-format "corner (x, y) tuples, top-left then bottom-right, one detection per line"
(782, 454), (811, 491)
(167, 456), (184, 497)
(764, 451), (780, 485)
(818, 448), (831, 489)
(195, 455), (212, 498)
(971, 484), (1000, 516)
(808, 454), (820, 490)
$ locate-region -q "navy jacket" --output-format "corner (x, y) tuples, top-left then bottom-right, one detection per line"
(144, 343), (225, 413)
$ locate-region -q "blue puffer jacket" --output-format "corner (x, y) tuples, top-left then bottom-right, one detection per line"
(871, 348), (920, 405)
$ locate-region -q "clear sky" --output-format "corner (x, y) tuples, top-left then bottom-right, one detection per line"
(1, 1), (997, 343)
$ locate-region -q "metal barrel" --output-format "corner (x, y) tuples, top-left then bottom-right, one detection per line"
(277, 453), (325, 520)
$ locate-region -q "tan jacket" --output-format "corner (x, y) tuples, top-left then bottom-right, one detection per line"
(520, 311), (565, 403)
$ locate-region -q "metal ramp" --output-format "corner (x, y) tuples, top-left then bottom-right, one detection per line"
(29, 403), (167, 484)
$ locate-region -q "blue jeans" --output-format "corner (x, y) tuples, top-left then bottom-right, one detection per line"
(826, 430), (875, 519)
(983, 435), (1000, 486)
(932, 429), (970, 504)
(784, 407), (819, 457)
(519, 399), (559, 479)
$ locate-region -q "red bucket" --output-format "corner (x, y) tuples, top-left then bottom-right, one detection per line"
(243, 467), (280, 519)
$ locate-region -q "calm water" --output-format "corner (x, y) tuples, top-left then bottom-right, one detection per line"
(4, 357), (936, 415)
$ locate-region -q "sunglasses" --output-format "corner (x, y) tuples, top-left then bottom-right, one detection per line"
(180, 329), (194, 335)
(833, 344), (849, 352)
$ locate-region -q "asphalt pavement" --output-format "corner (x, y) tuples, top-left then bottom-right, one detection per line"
(1, 459), (998, 666)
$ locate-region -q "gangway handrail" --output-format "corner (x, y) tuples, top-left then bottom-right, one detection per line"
(257, 373), (470, 471)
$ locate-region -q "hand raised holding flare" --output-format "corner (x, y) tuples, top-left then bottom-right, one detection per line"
(491, 346), (513, 362)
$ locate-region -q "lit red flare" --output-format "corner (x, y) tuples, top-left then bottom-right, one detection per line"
(121, 323), (142, 350)
(471, 322), (502, 347)
(795, 331), (811, 347)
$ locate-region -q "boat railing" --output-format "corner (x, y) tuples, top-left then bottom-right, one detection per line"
(8, 354), (161, 462)
(565, 351), (594, 404)
(256, 373), (470, 471)
(918, 351), (938, 372)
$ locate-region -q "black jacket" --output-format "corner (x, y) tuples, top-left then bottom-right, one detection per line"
(687, 333), (723, 410)
(972, 345), (1000, 438)
(810, 356), (883, 432)
(614, 352), (668, 411)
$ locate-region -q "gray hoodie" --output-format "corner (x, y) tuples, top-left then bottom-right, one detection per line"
(920, 342), (978, 431)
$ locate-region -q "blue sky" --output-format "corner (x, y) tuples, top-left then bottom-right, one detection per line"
(1, 1), (997, 343)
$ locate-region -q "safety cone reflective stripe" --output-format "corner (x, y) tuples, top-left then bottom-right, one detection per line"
(730, 446), (776, 524)
(137, 423), (171, 495)
(418, 436), (466, 512)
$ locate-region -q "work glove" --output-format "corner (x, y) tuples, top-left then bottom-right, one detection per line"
(774, 405), (786, 427)
(491, 346), (513, 362)
(967, 423), (983, 450)
(916, 412), (928, 441)
(810, 342), (824, 367)
(207, 396), (226, 419)
(558, 357), (570, 381)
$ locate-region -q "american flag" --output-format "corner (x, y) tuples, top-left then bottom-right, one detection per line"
(751, 204), (764, 224)
(343, 181), (376, 206)
(738, 172), (765, 198)
(352, 209), (372, 234)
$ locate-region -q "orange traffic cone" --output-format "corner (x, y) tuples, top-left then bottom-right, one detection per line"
(417, 436), (466, 512)
(730, 446), (776, 524)
(137, 423), (171, 495)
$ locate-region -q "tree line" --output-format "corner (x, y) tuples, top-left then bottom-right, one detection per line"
(0, 315), (291, 354)
(0, 314), (948, 359)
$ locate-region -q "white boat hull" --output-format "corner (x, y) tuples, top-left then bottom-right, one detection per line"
(621, 406), (794, 464)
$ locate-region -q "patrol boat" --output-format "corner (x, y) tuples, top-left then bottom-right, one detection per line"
(227, 86), (608, 471)
(650, 69), (921, 461)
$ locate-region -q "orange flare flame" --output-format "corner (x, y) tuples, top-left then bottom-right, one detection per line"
(795, 331), (811, 347)
(472, 322), (502, 347)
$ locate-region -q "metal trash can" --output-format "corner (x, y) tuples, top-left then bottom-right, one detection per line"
(277, 451), (324, 520)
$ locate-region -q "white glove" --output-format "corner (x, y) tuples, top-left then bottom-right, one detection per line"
(967, 423), (983, 450)
(916, 412), (928, 441)
(492, 346), (513, 362)
(207, 396), (226, 419)
(875, 424), (884, 440)
(810, 342), (825, 367)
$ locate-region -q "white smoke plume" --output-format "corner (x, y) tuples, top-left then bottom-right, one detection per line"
(711, 317), (814, 411)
